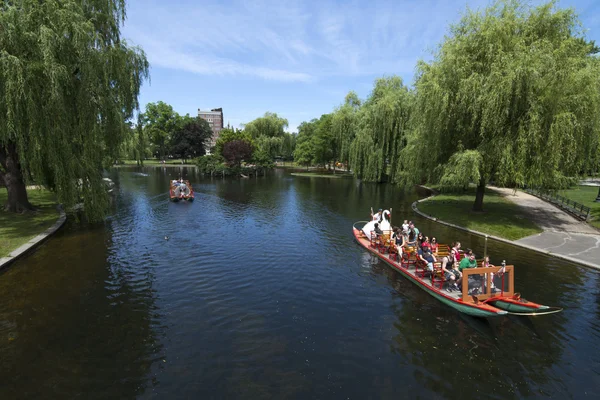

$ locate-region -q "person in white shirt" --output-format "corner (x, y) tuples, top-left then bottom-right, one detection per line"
(371, 208), (382, 221)
(401, 220), (409, 235)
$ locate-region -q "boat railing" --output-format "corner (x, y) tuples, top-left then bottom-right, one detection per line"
(460, 266), (514, 303)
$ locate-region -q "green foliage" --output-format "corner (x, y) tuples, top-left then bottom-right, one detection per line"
(331, 92), (361, 166)
(292, 114), (338, 168)
(280, 133), (296, 161)
(252, 149), (275, 169)
(214, 128), (254, 157)
(0, 0), (149, 220)
(254, 135), (283, 159)
(350, 76), (412, 182)
(438, 149), (483, 190)
(313, 113), (336, 166)
(135, 113), (149, 165)
(170, 117), (212, 160)
(403, 0), (600, 196)
(243, 112), (288, 138)
(195, 154), (226, 174)
(293, 119), (317, 167)
(142, 101), (182, 159)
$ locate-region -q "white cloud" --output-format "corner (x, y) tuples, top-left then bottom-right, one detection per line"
(139, 35), (313, 83)
(122, 0), (468, 83)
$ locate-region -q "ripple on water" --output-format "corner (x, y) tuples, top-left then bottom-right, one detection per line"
(2, 169), (600, 399)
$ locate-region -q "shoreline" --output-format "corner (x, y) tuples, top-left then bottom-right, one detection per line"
(0, 205), (67, 271)
(412, 186), (600, 271)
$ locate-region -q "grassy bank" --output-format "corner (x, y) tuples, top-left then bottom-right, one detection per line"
(559, 185), (600, 229)
(290, 172), (352, 178)
(417, 188), (543, 240)
(0, 188), (60, 257)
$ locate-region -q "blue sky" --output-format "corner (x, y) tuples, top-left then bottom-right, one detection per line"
(122, 0), (600, 132)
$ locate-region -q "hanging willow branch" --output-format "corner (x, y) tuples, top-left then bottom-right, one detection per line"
(0, 0), (149, 219)
(349, 77), (412, 182)
(402, 0), (600, 196)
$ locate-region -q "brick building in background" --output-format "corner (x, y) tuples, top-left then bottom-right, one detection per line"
(198, 108), (223, 153)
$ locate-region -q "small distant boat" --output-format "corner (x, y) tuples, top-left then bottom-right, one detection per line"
(353, 221), (562, 318)
(169, 180), (194, 202)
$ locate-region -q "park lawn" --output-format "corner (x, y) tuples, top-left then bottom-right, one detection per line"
(559, 185), (600, 229)
(418, 189), (543, 240)
(0, 188), (60, 257)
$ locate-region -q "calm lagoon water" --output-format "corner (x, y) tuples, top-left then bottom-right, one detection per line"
(1, 167), (599, 399)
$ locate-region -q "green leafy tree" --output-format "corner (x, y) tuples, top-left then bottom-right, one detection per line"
(254, 135), (283, 159)
(0, 0), (148, 217)
(313, 114), (337, 169)
(402, 0), (600, 211)
(170, 117), (212, 162)
(196, 154), (226, 175)
(293, 120), (318, 169)
(243, 112), (288, 138)
(119, 122), (137, 161)
(281, 133), (296, 162)
(332, 91), (361, 169)
(214, 128), (253, 157)
(135, 113), (148, 166)
(349, 76), (412, 182)
(142, 101), (182, 160)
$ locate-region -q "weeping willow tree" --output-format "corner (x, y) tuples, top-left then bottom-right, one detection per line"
(0, 0), (149, 219)
(243, 112), (289, 160)
(349, 76), (412, 182)
(243, 112), (288, 139)
(331, 91), (361, 169)
(401, 0), (600, 211)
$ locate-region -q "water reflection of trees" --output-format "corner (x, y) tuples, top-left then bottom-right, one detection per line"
(367, 254), (568, 399)
(0, 222), (162, 398)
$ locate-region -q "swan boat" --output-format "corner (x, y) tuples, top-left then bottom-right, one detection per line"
(353, 221), (562, 318)
(170, 180), (195, 202)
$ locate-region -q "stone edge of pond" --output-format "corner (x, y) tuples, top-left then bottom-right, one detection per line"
(0, 205), (66, 272)
(412, 187), (600, 271)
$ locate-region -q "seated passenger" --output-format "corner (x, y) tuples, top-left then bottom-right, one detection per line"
(441, 253), (460, 292)
(430, 237), (439, 255)
(482, 256), (500, 293)
(402, 220), (409, 235)
(451, 242), (462, 262)
(421, 236), (431, 251)
(406, 229), (417, 247)
(417, 232), (425, 247)
(460, 253), (488, 294)
(417, 246), (436, 274)
(395, 232), (406, 255)
(409, 221), (419, 237)
(371, 208), (383, 221)
(374, 223), (383, 236)
(390, 226), (400, 243)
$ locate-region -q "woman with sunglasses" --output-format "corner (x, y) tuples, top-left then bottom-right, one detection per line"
(430, 237), (439, 255)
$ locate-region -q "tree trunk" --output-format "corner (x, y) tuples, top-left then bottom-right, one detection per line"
(473, 176), (486, 212)
(0, 142), (34, 213)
